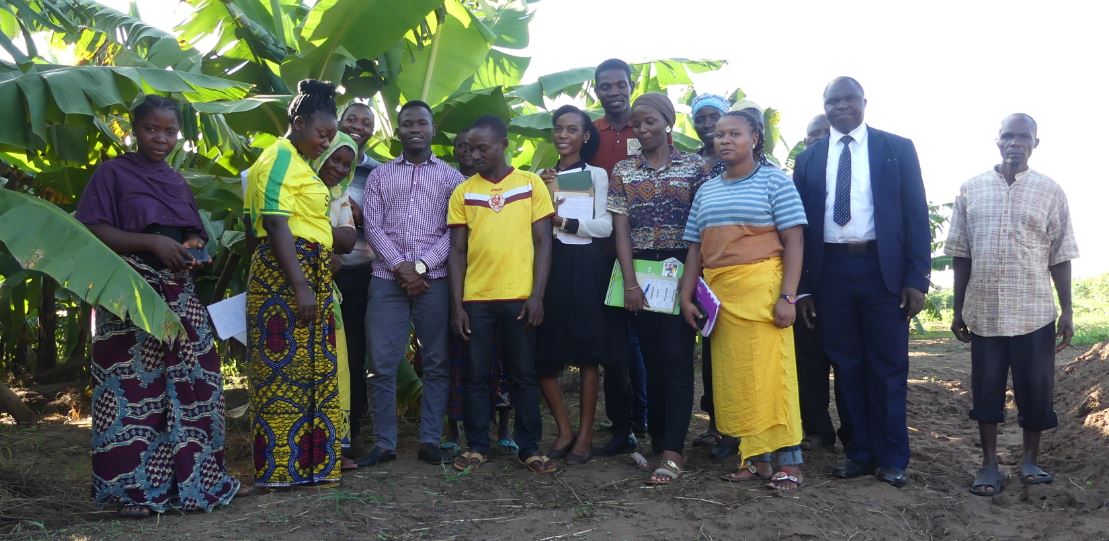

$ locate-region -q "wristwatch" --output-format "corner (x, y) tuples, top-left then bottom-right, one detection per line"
(414, 259), (428, 275)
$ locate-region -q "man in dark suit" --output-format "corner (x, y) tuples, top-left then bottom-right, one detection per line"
(792, 77), (930, 488)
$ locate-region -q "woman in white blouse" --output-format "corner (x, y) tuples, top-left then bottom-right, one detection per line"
(536, 105), (614, 465)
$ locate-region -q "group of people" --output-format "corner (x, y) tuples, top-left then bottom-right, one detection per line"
(76, 57), (1078, 517)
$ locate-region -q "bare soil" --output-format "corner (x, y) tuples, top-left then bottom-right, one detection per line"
(2, 338), (1108, 541)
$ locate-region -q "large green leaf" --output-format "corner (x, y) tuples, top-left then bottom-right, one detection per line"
(0, 189), (184, 340)
(303, 0), (443, 62)
(394, 0), (495, 106)
(55, 0), (203, 71)
(0, 65), (250, 151)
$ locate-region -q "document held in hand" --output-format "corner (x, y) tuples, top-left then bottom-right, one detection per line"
(604, 258), (683, 315)
(207, 293), (247, 344)
(693, 277), (722, 336)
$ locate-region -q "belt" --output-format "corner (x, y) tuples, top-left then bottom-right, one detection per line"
(824, 241), (876, 254)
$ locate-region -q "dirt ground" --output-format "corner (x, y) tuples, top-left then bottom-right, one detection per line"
(2, 337), (1108, 541)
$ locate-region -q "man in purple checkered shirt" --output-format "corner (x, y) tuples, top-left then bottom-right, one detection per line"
(360, 100), (465, 467)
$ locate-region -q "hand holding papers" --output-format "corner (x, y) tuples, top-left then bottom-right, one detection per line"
(555, 191), (593, 245)
(604, 257), (684, 315)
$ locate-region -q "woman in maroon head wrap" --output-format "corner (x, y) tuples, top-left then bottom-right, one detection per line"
(75, 95), (243, 518)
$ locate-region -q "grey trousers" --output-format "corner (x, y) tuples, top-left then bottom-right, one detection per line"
(367, 277), (450, 451)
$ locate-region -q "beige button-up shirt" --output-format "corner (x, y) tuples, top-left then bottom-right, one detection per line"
(944, 167), (1079, 337)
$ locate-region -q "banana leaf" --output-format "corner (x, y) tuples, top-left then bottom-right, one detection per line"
(0, 189), (184, 341)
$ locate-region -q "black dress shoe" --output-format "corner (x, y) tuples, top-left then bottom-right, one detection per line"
(833, 460), (876, 479)
(877, 467), (908, 488)
(417, 443), (448, 465)
(592, 434), (638, 457)
(355, 446), (396, 468)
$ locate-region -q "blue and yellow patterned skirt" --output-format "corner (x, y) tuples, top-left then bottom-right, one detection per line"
(247, 238), (340, 487)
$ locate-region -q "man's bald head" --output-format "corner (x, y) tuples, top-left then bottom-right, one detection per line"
(805, 114), (830, 146)
(1001, 113), (1038, 137)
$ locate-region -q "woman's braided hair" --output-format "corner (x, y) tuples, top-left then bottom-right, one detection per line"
(723, 109), (769, 166)
(287, 79), (337, 123)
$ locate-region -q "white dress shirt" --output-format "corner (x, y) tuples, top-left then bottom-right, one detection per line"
(823, 123), (875, 242)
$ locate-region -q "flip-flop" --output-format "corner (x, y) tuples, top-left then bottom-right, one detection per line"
(452, 451), (487, 472)
(494, 438), (519, 456)
(630, 451), (652, 471)
(970, 466), (1004, 496)
(646, 459), (683, 485)
(1020, 464), (1054, 485)
(520, 454), (558, 475)
(766, 471), (803, 491)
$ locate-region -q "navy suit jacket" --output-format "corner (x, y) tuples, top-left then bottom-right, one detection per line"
(792, 126), (931, 296)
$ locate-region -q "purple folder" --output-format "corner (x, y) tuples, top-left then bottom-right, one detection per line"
(694, 277), (721, 337)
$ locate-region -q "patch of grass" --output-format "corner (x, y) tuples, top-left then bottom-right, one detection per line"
(922, 273), (1109, 347)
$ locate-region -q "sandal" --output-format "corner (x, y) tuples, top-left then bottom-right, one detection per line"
(646, 459), (683, 485)
(1020, 464), (1053, 485)
(452, 451), (487, 472)
(117, 504), (151, 519)
(970, 466), (1005, 496)
(766, 471), (803, 491)
(721, 462), (771, 482)
(520, 453), (558, 475)
(630, 451), (652, 471)
(494, 438), (519, 456)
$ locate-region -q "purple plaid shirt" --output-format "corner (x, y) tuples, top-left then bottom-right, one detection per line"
(363, 154), (464, 280)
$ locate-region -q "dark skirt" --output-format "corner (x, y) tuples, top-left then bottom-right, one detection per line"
(536, 239), (612, 376)
(90, 256), (239, 512)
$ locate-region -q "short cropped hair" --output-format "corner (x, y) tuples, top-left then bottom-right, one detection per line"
(469, 115), (508, 140)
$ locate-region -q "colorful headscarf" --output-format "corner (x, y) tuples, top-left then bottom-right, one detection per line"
(632, 92), (676, 127)
(311, 131), (358, 198)
(691, 93), (731, 117)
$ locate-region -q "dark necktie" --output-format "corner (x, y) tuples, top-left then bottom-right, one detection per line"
(833, 135), (854, 226)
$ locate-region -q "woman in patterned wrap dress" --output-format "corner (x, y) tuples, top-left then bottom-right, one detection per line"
(76, 95), (241, 518)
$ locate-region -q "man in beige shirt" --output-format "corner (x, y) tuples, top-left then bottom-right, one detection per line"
(945, 113), (1079, 497)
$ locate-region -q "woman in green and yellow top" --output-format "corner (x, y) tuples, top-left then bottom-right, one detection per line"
(244, 80), (343, 488)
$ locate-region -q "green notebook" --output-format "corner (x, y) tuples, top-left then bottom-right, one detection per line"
(554, 170), (593, 192)
(603, 258), (684, 315)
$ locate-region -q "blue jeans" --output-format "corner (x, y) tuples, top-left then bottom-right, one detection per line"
(367, 278), (450, 451)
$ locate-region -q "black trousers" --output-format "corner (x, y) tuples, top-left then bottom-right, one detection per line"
(601, 307), (633, 436)
(335, 264), (372, 440)
(970, 322), (1058, 431)
(794, 318), (853, 446)
(463, 301), (542, 457)
(631, 308), (695, 453)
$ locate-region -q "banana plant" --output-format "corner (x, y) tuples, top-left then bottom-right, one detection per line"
(0, 189), (184, 341)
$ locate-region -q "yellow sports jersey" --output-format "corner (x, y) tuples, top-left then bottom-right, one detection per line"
(447, 168), (554, 302)
(245, 138), (333, 248)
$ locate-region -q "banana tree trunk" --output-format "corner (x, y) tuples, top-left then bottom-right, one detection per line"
(36, 277), (57, 375)
(0, 380), (36, 424)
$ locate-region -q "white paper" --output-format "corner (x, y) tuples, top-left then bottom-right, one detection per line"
(639, 276), (678, 313)
(207, 293), (248, 345)
(554, 191), (593, 245)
